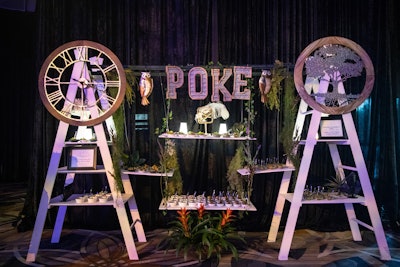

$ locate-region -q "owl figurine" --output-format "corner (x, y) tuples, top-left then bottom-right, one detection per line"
(139, 72), (153, 106)
(259, 70), (272, 103)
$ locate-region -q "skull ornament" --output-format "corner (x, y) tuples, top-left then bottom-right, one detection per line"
(194, 102), (230, 134)
(195, 105), (214, 124)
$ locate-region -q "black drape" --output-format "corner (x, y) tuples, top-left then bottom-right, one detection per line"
(1, 0), (399, 232)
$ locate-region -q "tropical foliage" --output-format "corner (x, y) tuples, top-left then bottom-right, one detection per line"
(161, 205), (245, 262)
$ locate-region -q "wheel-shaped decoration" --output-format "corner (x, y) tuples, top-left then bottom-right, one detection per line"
(38, 40), (126, 126)
(294, 36), (374, 114)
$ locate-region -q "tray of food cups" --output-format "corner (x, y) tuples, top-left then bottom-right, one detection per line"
(74, 191), (113, 204)
(160, 192), (257, 211)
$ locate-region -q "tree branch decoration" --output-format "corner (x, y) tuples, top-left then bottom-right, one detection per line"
(306, 44), (364, 107)
(294, 36), (374, 115)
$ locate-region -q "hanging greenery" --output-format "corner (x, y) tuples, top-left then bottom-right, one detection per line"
(279, 68), (300, 176)
(107, 68), (136, 192)
(244, 77), (257, 137)
(110, 105), (126, 192)
(155, 72), (173, 135)
(263, 60), (287, 111)
(124, 68), (137, 106)
(226, 61), (300, 198)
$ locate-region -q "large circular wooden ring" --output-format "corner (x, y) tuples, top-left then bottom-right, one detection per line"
(294, 36), (374, 114)
(38, 40), (126, 126)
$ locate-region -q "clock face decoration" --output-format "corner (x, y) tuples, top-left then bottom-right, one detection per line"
(294, 36), (374, 114)
(38, 40), (126, 126)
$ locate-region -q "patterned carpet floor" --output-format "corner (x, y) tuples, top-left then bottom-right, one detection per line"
(1, 184), (399, 266)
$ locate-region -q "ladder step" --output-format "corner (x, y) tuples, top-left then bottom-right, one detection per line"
(338, 164), (358, 171)
(300, 110), (329, 116)
(300, 110), (314, 115)
(283, 193), (366, 205)
(353, 218), (374, 231)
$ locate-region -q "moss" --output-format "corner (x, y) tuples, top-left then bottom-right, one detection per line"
(158, 139), (183, 197)
(226, 144), (245, 196)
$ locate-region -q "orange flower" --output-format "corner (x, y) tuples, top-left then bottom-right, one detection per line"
(220, 208), (233, 228)
(197, 204), (205, 219)
(177, 208), (190, 236)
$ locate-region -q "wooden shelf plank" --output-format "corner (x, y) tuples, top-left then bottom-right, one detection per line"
(49, 193), (133, 207)
(122, 170), (174, 177)
(237, 165), (295, 176)
(57, 167), (173, 177)
(57, 166), (107, 174)
(283, 193), (366, 205)
(159, 199), (257, 211)
(338, 164), (358, 171)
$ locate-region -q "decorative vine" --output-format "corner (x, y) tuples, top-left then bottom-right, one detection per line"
(155, 75), (172, 134)
(244, 77), (257, 137)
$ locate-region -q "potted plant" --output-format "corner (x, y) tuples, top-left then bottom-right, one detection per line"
(161, 205), (245, 265)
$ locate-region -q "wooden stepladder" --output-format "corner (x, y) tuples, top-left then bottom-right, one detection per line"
(26, 119), (146, 263)
(268, 76), (391, 261)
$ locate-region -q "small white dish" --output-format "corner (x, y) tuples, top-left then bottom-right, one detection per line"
(99, 197), (108, 203)
(88, 197), (98, 203)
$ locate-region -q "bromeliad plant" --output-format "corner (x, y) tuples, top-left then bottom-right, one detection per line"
(162, 205), (245, 262)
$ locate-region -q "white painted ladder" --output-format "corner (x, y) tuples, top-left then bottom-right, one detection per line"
(26, 120), (146, 262)
(268, 76), (391, 261)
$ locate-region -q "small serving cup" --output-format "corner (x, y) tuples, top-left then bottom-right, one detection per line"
(87, 196), (98, 203)
(75, 197), (85, 203)
(98, 196), (109, 203)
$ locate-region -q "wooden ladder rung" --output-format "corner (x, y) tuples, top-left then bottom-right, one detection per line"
(338, 164), (358, 171)
(300, 110), (329, 116)
(353, 218), (374, 231)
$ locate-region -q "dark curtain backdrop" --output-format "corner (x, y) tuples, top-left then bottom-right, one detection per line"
(1, 0), (399, 232)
